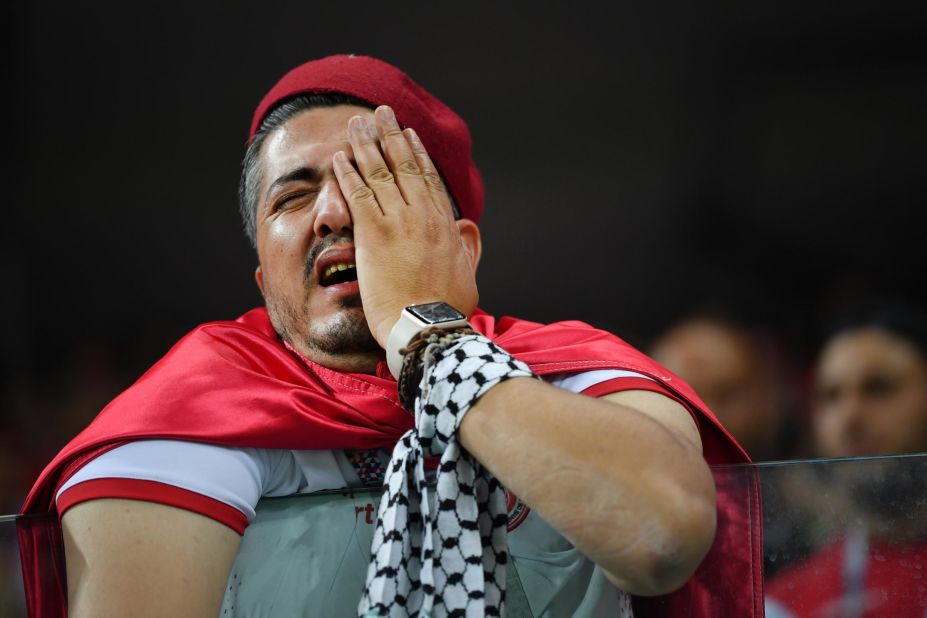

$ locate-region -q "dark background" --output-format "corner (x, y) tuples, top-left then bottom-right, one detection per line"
(2, 1), (926, 504)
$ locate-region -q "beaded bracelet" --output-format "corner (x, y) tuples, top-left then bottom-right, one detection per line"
(397, 325), (476, 410)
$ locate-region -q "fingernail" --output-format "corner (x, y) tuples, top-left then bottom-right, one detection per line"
(378, 106), (397, 126)
(333, 150), (346, 163)
(406, 127), (422, 146)
(349, 116), (368, 139)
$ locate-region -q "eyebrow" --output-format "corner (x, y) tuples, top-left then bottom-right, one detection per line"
(265, 166), (320, 201)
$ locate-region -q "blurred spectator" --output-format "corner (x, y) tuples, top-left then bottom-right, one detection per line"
(811, 313), (927, 459)
(650, 314), (799, 461)
(766, 303), (927, 617)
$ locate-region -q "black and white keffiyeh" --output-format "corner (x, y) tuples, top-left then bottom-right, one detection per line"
(358, 334), (535, 617)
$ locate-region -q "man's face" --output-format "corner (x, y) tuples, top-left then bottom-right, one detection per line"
(651, 321), (781, 460)
(254, 105), (382, 371)
(813, 328), (927, 457)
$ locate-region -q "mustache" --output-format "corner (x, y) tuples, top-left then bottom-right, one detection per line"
(304, 235), (354, 282)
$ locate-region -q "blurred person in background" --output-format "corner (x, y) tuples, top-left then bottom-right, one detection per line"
(650, 313), (799, 462)
(765, 303), (927, 617)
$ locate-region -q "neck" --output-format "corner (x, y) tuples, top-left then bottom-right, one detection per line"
(283, 339), (383, 374)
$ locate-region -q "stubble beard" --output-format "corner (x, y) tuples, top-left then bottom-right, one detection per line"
(264, 235), (381, 366)
(266, 289), (381, 361)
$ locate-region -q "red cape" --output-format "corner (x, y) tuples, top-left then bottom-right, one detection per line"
(20, 308), (762, 617)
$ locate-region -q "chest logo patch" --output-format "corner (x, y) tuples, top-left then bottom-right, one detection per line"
(506, 489), (531, 531)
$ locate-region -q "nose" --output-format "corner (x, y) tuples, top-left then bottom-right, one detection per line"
(831, 393), (870, 450)
(313, 179), (353, 238)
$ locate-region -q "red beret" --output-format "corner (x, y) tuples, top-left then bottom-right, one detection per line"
(250, 54), (484, 223)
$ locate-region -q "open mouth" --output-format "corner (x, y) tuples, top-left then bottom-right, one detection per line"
(320, 262), (358, 286)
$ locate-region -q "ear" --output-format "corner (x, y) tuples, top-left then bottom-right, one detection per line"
(456, 219), (482, 273)
(254, 265), (265, 297)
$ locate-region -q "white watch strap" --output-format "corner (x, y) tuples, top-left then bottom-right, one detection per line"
(386, 309), (425, 379)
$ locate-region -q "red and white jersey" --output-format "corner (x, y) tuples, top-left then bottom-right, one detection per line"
(55, 369), (686, 534)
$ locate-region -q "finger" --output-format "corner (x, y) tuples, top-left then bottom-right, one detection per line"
(374, 106), (431, 207)
(332, 149), (383, 216)
(348, 115), (405, 209)
(404, 127), (455, 218)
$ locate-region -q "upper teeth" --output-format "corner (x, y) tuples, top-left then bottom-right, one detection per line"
(323, 263), (356, 280)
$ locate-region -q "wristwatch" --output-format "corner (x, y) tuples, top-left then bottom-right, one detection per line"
(386, 301), (469, 379)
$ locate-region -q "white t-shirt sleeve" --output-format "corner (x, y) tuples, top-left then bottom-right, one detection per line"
(545, 369), (654, 393)
(56, 440), (303, 521)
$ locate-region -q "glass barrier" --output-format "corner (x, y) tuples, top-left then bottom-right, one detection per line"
(1, 514), (27, 618)
(3, 454), (926, 617)
(752, 453), (927, 618)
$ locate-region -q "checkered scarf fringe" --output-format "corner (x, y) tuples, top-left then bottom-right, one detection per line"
(358, 334), (535, 617)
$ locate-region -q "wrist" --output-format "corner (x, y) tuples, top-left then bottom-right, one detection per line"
(412, 333), (536, 454)
(384, 301), (470, 379)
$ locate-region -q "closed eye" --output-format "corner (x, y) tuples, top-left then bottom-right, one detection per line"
(273, 190), (319, 212)
(265, 166), (322, 214)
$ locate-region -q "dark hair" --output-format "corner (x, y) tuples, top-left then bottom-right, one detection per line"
(823, 301), (927, 362)
(238, 93), (372, 248)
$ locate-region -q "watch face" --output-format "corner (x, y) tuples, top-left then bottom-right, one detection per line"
(408, 302), (465, 324)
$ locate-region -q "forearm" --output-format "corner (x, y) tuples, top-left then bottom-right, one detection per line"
(458, 377), (716, 596)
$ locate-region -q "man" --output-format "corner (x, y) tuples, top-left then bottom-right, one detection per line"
(765, 306), (927, 617)
(650, 314), (794, 462)
(21, 55), (755, 617)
